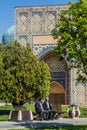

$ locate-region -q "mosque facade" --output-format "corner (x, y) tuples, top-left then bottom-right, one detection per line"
(3, 5), (87, 106)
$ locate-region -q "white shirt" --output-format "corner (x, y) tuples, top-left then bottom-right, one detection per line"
(46, 101), (50, 109)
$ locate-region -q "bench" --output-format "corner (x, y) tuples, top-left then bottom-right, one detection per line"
(52, 105), (66, 119)
(34, 103), (66, 120)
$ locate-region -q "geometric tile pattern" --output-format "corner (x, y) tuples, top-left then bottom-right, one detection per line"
(15, 5), (69, 43)
(74, 85), (86, 106)
(33, 44), (56, 55)
(71, 68), (87, 106)
(19, 35), (28, 46)
(46, 57), (67, 72)
(65, 68), (87, 105)
(18, 12), (28, 33)
(32, 12), (42, 33)
(46, 11), (56, 32)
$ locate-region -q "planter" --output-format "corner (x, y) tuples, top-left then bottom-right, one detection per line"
(9, 110), (33, 121)
(67, 105), (80, 118)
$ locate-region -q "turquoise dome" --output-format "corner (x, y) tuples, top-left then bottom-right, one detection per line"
(2, 26), (14, 45)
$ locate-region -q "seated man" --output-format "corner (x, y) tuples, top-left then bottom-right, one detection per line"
(43, 96), (56, 119)
(35, 97), (49, 120)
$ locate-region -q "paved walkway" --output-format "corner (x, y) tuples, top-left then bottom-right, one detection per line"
(0, 103), (11, 106)
(0, 118), (87, 130)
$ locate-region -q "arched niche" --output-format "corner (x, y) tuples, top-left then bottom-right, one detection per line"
(39, 50), (70, 105)
(49, 81), (66, 106)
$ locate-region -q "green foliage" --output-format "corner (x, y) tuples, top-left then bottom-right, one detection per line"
(0, 41), (50, 106)
(52, 0), (87, 82)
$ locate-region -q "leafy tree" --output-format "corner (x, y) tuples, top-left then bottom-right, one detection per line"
(52, 0), (87, 82)
(0, 41), (50, 107)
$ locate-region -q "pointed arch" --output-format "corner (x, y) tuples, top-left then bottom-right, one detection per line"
(50, 81), (65, 94)
(39, 50), (70, 105)
(49, 81), (66, 105)
(37, 46), (54, 59)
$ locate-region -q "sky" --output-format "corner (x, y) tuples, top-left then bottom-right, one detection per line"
(0, 0), (78, 42)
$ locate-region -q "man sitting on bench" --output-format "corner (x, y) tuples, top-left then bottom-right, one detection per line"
(43, 96), (56, 119)
(35, 97), (49, 120)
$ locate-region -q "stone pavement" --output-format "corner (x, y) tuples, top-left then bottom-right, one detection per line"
(0, 118), (87, 130)
(0, 103), (11, 106)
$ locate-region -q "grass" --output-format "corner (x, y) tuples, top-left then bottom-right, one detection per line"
(24, 103), (35, 113)
(0, 104), (87, 121)
(61, 105), (87, 118)
(0, 104), (14, 121)
(80, 107), (87, 118)
(9, 125), (87, 130)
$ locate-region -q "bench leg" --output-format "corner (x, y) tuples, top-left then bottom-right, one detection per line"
(57, 114), (62, 119)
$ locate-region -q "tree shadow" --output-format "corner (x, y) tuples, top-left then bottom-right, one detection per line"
(0, 110), (10, 115)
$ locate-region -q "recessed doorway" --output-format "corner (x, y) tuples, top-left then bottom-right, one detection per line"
(49, 81), (65, 106)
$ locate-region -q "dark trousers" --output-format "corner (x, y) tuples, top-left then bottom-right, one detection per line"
(48, 110), (56, 119)
(37, 111), (49, 120)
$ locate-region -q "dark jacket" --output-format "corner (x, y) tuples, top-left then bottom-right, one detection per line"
(43, 101), (52, 110)
(35, 101), (44, 113)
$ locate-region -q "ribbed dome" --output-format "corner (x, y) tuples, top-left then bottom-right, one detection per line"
(2, 26), (14, 45)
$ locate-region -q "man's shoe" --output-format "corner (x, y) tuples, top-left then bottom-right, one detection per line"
(40, 118), (44, 121)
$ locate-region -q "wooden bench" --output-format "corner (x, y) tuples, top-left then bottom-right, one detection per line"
(52, 105), (66, 119)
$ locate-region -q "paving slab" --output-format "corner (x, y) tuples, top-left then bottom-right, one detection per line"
(0, 118), (87, 130)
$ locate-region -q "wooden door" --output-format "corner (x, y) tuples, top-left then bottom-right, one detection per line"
(49, 82), (65, 112)
(49, 93), (65, 112)
(49, 93), (65, 106)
